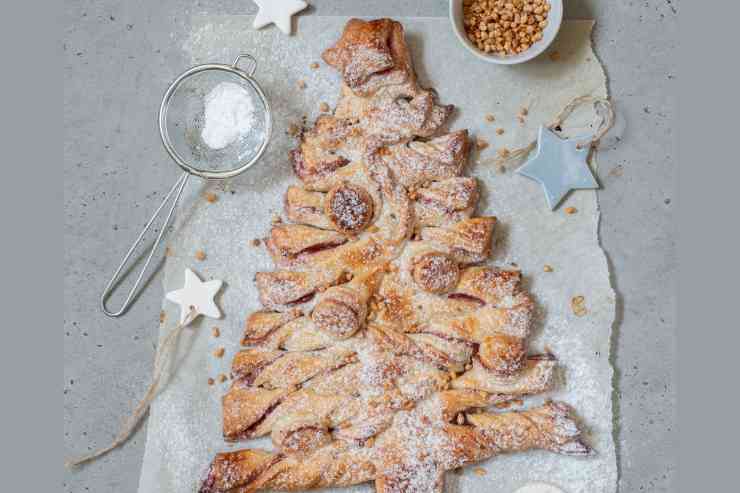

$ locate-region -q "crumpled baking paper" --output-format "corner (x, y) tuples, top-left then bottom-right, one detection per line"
(138, 17), (616, 493)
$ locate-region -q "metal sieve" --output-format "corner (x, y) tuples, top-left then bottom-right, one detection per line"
(101, 54), (272, 317)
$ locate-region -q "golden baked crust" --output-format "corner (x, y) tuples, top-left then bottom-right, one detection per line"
(201, 18), (591, 493)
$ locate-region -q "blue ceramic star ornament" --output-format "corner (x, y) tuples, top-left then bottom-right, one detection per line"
(516, 125), (599, 210)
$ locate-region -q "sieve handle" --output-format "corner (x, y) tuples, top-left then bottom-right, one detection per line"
(101, 172), (190, 317)
(232, 54), (257, 76)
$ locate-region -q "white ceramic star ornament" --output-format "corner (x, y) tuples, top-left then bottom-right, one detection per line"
(165, 268), (223, 324)
(516, 125), (599, 210)
(252, 0), (308, 35)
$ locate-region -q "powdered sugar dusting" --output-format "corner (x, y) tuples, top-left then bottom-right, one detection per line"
(201, 82), (256, 150)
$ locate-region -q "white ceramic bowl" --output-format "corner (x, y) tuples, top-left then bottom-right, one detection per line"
(449, 0), (563, 65)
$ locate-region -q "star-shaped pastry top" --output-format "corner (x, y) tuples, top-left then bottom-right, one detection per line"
(165, 268), (223, 324)
(252, 0), (308, 35)
(516, 125), (599, 210)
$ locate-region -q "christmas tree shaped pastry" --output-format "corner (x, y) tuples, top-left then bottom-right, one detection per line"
(202, 18), (590, 493)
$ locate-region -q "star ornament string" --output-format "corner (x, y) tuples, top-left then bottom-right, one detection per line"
(65, 269), (223, 468)
(477, 96), (615, 169)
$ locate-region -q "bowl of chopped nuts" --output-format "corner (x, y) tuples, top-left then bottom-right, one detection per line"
(450, 0), (562, 65)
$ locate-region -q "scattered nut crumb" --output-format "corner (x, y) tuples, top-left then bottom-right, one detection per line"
(212, 327), (220, 338)
(517, 115), (526, 125)
(159, 310), (166, 323)
(496, 164), (506, 174)
(543, 264), (553, 272)
(218, 374), (227, 383)
(571, 295), (588, 317)
(195, 249), (206, 261)
(473, 467), (487, 476)
(204, 192), (218, 203)
(476, 137), (489, 150)
(251, 238), (261, 247)
(497, 148), (511, 158)
(549, 50), (561, 61)
(309, 62), (320, 69)
(165, 246), (172, 257)
(272, 215), (283, 224)
(207, 377), (215, 386)
(496, 127), (505, 135)
(520, 107), (529, 116)
(609, 165), (624, 177)
(485, 114), (495, 122)
(297, 80), (306, 89)
(565, 206), (577, 215)
(213, 347), (225, 358)
(319, 102), (330, 113)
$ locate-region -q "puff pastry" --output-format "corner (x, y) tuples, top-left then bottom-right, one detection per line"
(201, 18), (591, 493)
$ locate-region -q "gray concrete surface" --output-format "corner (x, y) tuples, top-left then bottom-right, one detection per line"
(63, 1), (677, 492)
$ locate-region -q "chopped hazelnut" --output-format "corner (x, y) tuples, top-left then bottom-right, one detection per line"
(212, 327), (220, 338)
(543, 264), (553, 272)
(213, 347), (225, 358)
(565, 206), (577, 215)
(251, 238), (261, 247)
(159, 310), (166, 323)
(496, 127), (505, 135)
(195, 249), (206, 261)
(204, 192), (218, 203)
(485, 113), (495, 122)
(463, 0), (549, 56)
(218, 374), (227, 383)
(571, 295), (588, 317)
(474, 467), (487, 476)
(310, 62), (320, 69)
(319, 102), (330, 113)
(207, 377), (215, 386)
(476, 137), (489, 150)
(297, 80), (306, 89)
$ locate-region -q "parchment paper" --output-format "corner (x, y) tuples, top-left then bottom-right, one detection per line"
(139, 16), (616, 493)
